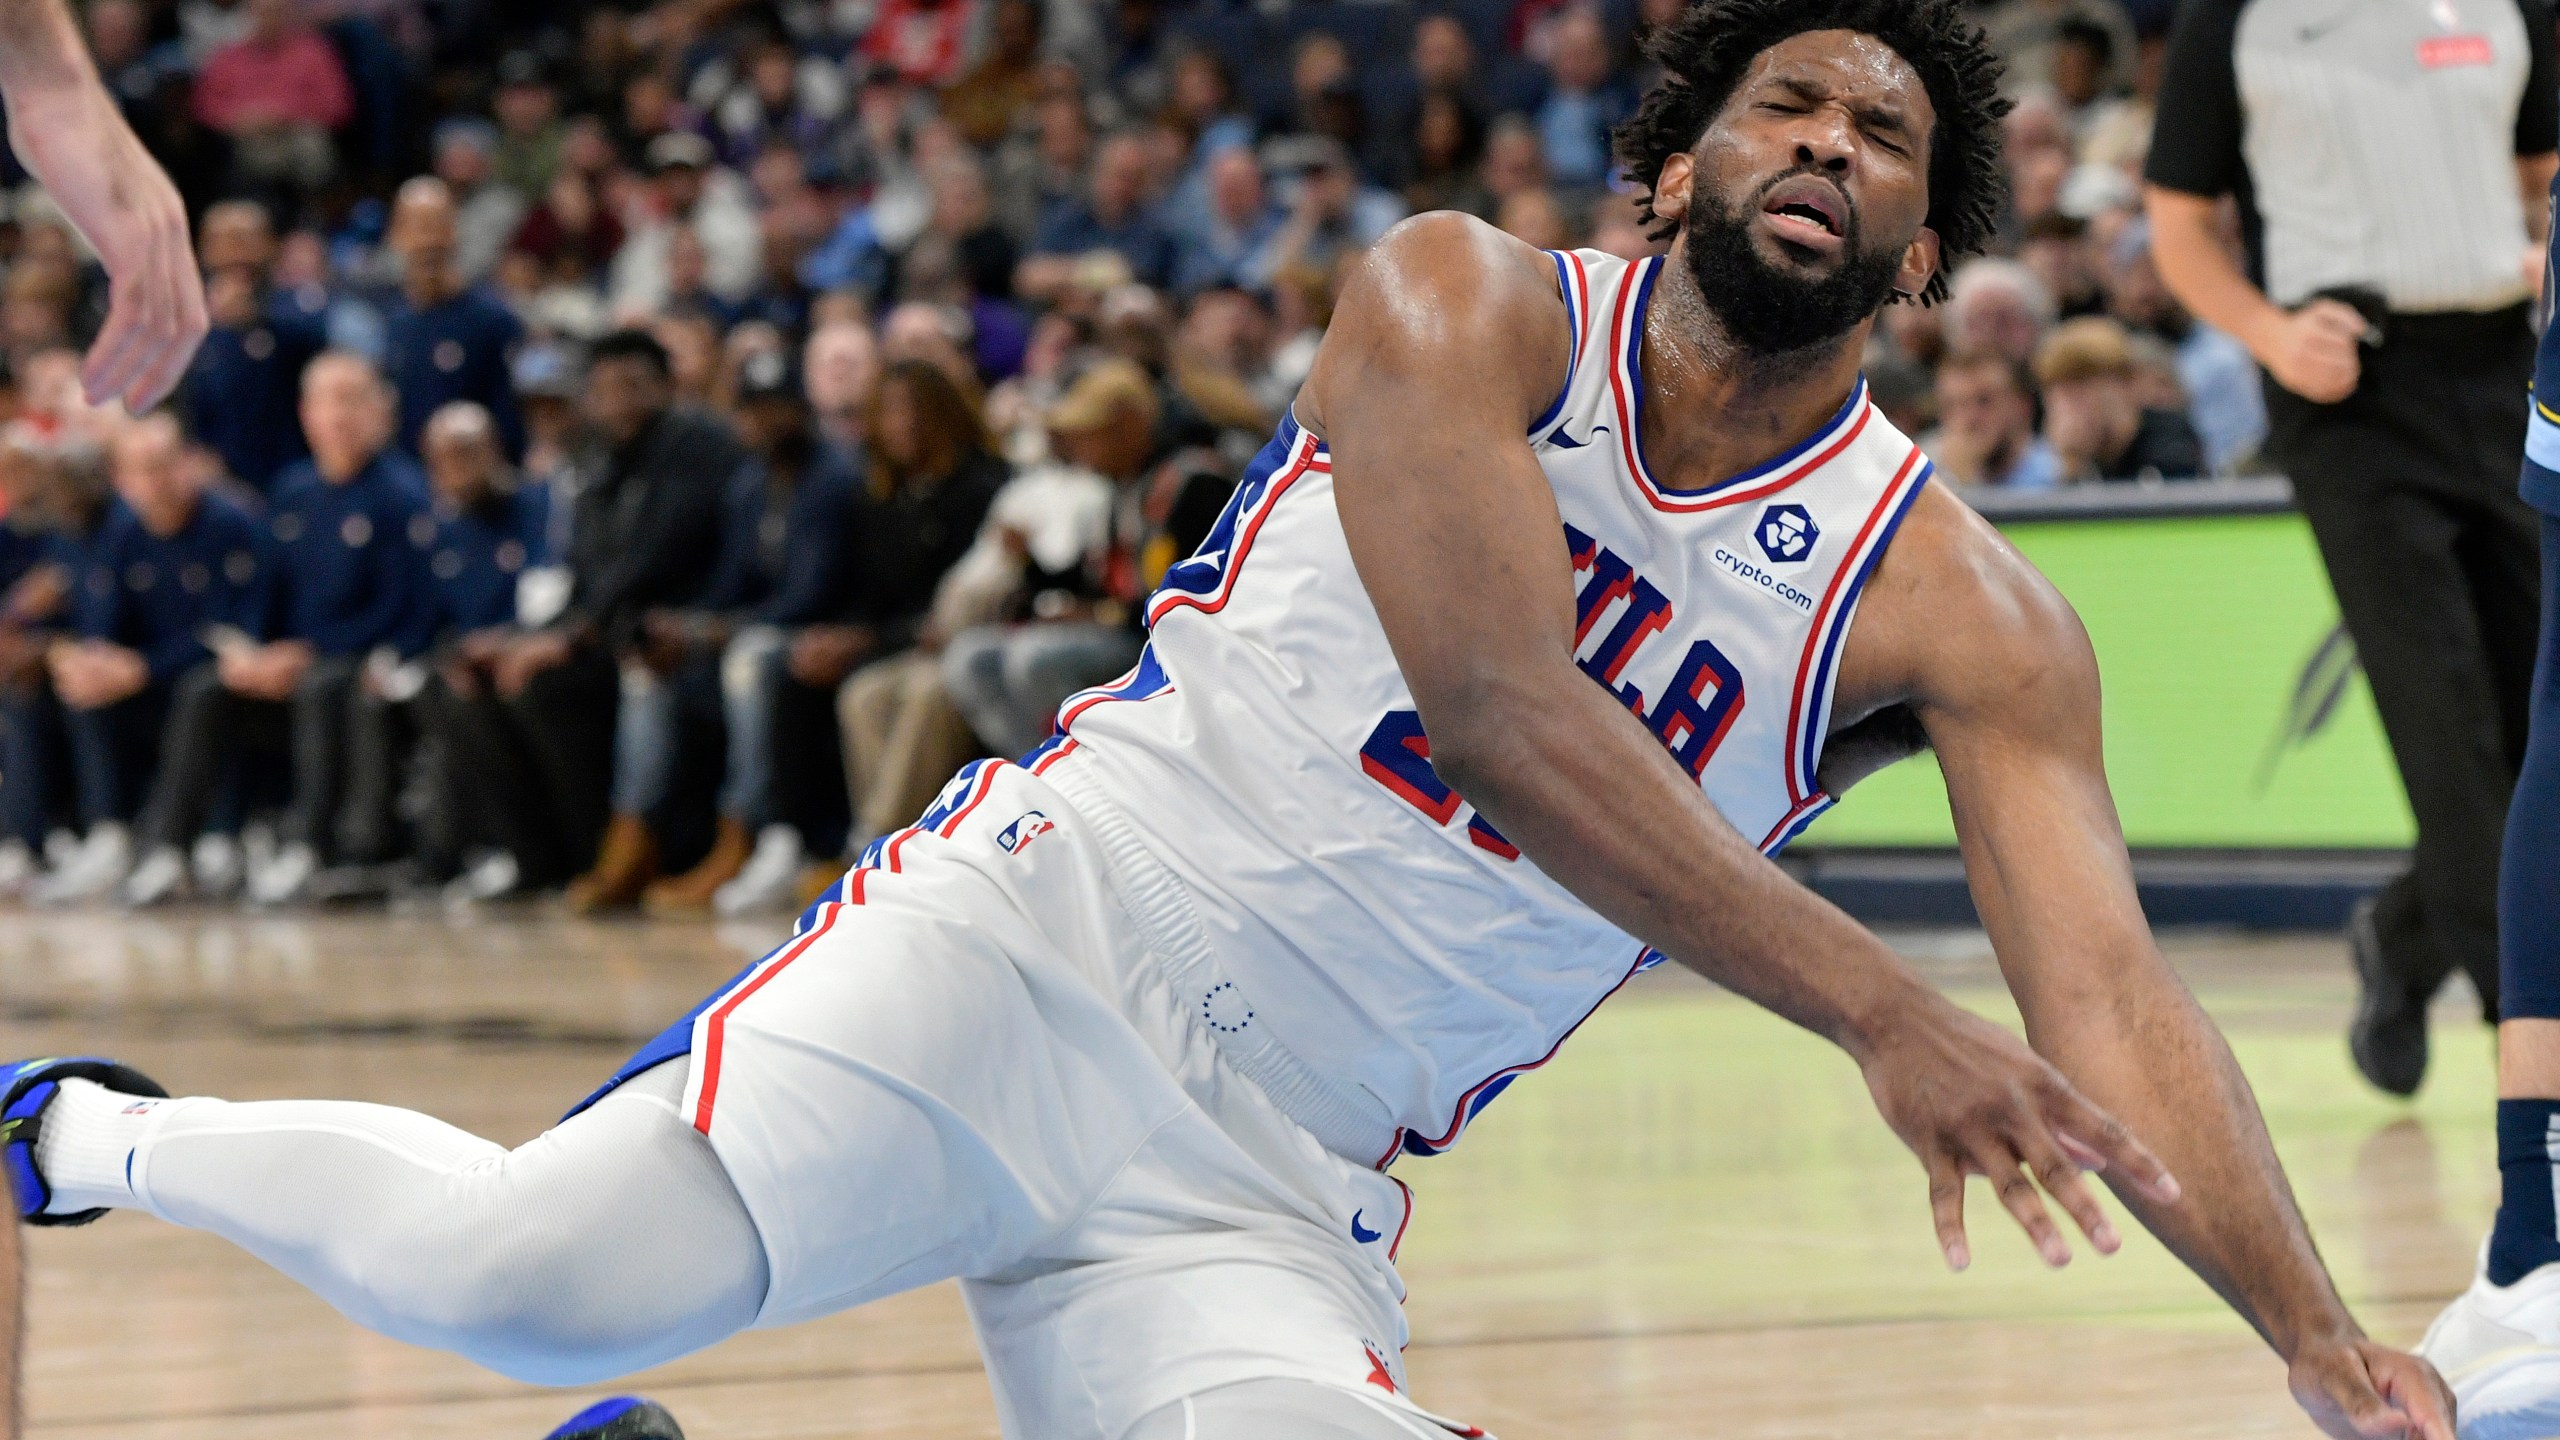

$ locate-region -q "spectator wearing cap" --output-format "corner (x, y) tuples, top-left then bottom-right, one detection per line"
(943, 358), (1160, 757)
(611, 131), (764, 317)
(491, 51), (565, 200)
(1019, 130), (1181, 300)
(639, 348), (859, 916)
(40, 414), (276, 905)
(126, 353), (431, 908)
(511, 342), (583, 486)
(790, 359), (1006, 854)
(382, 178), (526, 462)
(1173, 147), (1283, 296)
(2033, 318), (2206, 483)
(183, 200), (328, 494)
(1534, 7), (1638, 191)
(453, 330), (744, 911)
(1924, 350), (2064, 491)
(191, 0), (352, 196)
(383, 401), (548, 891)
(431, 119), (526, 287)
(2105, 218), (2264, 473)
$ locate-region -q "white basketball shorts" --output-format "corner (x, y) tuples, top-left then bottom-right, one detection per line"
(578, 744), (1488, 1440)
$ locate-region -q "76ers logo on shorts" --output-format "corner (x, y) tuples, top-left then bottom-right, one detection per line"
(996, 810), (1055, 854)
(1754, 503), (1820, 565)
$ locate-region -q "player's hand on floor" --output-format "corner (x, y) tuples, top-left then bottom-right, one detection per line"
(2289, 1337), (2456, 1440)
(4, 85), (205, 412)
(1856, 994), (2180, 1271)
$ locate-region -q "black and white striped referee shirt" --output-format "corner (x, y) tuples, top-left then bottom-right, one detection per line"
(2147, 0), (2560, 314)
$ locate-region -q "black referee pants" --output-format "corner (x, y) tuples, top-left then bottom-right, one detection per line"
(2264, 304), (2543, 1019)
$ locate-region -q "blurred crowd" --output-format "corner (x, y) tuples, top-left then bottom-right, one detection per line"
(0, 0), (2258, 913)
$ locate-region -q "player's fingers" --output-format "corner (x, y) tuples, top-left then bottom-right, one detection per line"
(2024, 1140), (2121, 1256)
(124, 245), (205, 413)
(1924, 1148), (1970, 1272)
(2373, 1354), (2457, 1440)
(80, 291), (146, 409)
(2047, 1086), (2181, 1204)
(1972, 1138), (2070, 1267)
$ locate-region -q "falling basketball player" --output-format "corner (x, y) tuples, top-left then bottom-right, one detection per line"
(0, 0), (208, 1428)
(0, 2), (2458, 1436)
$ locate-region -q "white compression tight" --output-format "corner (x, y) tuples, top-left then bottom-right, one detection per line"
(1124, 1381), (1460, 1439)
(125, 1062), (767, 1386)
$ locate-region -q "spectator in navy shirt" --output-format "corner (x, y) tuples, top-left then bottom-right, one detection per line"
(1173, 146), (1282, 296)
(639, 348), (856, 916)
(1533, 7), (1637, 191)
(382, 178), (526, 460)
(367, 401), (549, 889)
(0, 433), (108, 892)
(127, 353), (430, 907)
(183, 202), (327, 494)
(42, 414), (276, 905)
(1019, 131), (1180, 300)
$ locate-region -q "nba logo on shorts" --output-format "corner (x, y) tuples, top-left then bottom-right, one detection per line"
(1754, 503), (1820, 565)
(996, 810), (1055, 854)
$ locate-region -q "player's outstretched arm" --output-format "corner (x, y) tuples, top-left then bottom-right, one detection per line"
(1310, 212), (2176, 1266)
(0, 0), (204, 411)
(1858, 485), (2453, 1440)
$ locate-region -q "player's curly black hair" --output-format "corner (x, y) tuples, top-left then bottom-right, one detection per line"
(1614, 0), (2010, 304)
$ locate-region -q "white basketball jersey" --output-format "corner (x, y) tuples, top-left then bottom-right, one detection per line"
(1051, 249), (1933, 1166)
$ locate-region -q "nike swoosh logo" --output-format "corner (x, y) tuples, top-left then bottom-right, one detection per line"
(1350, 1210), (1383, 1243)
(1546, 423), (1609, 451)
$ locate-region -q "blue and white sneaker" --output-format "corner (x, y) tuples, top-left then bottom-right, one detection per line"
(0, 1058), (166, 1227)
(544, 1397), (685, 1440)
(2419, 1244), (2560, 1439)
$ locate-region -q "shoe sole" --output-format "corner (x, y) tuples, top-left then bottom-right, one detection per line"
(2448, 1347), (2560, 1439)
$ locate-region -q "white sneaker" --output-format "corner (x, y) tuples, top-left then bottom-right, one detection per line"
(2419, 1245), (2560, 1438)
(246, 842), (317, 907)
(31, 824), (130, 906)
(119, 846), (188, 909)
(0, 839), (37, 896)
(191, 833), (244, 900)
(41, 828), (76, 870)
(713, 825), (804, 917)
(442, 849), (522, 906)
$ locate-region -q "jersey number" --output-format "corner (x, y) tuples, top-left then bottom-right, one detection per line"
(1357, 637), (1744, 858)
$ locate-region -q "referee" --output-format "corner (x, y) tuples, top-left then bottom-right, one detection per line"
(2145, 0), (2558, 1096)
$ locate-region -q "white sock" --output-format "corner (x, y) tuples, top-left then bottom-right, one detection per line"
(32, 1078), (191, 1214)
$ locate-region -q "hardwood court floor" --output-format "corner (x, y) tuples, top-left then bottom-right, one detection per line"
(0, 910), (2504, 1439)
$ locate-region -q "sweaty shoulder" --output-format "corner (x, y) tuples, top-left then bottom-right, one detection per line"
(1299, 212), (1574, 445)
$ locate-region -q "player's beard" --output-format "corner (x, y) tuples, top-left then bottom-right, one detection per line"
(1681, 178), (1908, 357)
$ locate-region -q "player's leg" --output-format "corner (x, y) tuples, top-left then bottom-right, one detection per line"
(2420, 512), (2560, 1435)
(6, 1058), (765, 1386)
(1124, 1381), (1457, 1440)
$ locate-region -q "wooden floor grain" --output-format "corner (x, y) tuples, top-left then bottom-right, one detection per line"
(0, 910), (2500, 1439)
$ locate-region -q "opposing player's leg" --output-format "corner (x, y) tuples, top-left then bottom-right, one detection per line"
(2421, 512), (2560, 1436)
(0, 1055), (766, 1385)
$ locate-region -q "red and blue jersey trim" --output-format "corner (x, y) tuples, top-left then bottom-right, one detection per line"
(1526, 248), (1589, 441)
(1147, 418), (1328, 626)
(1056, 644), (1172, 734)
(1782, 449), (1932, 807)
(1604, 255), (1876, 514)
(1379, 940), (1659, 1164)
(568, 753), (1058, 1133)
